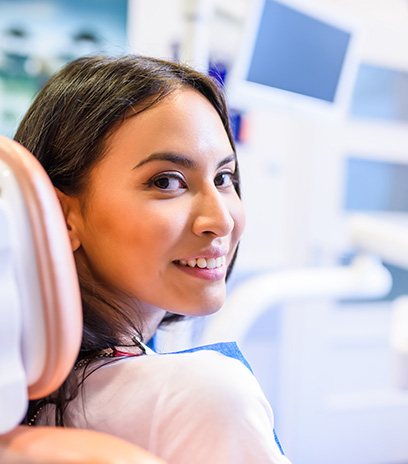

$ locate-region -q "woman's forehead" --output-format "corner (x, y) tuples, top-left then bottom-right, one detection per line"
(102, 89), (232, 164)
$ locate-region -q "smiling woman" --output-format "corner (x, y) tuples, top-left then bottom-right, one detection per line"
(14, 55), (290, 464)
(66, 88), (243, 321)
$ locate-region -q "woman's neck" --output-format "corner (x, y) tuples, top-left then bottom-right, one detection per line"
(139, 304), (167, 343)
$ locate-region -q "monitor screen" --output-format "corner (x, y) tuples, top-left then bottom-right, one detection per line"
(228, 0), (356, 110)
(350, 63), (408, 122)
(345, 157), (408, 212)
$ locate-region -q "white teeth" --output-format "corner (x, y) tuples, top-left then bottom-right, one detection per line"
(196, 258), (207, 268)
(206, 258), (216, 269)
(179, 256), (226, 269)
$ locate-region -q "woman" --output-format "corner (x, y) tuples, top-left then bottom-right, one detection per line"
(16, 55), (290, 464)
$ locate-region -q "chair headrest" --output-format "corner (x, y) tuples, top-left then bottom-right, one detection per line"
(0, 136), (82, 434)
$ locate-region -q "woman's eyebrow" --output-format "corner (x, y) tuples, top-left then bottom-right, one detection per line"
(217, 153), (236, 169)
(133, 152), (196, 169)
(133, 152), (236, 170)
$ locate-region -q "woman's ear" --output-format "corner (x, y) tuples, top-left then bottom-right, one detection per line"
(55, 188), (82, 252)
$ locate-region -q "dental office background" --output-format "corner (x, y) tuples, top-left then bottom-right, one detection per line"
(2, 0), (408, 462)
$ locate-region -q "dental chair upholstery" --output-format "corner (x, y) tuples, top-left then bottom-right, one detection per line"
(0, 136), (164, 463)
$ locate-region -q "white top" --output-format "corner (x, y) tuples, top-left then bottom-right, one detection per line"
(42, 350), (291, 464)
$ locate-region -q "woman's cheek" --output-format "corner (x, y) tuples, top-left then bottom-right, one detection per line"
(232, 198), (246, 243)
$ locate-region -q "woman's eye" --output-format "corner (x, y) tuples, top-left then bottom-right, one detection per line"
(151, 174), (186, 191)
(214, 172), (234, 188)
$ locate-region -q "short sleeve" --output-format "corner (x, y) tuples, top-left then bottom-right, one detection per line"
(146, 351), (290, 464)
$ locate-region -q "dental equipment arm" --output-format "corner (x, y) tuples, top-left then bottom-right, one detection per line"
(201, 253), (391, 344)
(349, 213), (408, 389)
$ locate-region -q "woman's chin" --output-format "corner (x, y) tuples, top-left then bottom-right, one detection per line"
(155, 287), (227, 317)
(168, 299), (225, 317)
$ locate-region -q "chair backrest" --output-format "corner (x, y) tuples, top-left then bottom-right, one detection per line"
(0, 136), (164, 463)
(0, 135), (82, 432)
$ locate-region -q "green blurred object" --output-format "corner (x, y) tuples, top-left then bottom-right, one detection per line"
(0, 0), (128, 137)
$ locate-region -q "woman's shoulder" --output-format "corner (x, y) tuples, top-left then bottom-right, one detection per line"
(67, 350), (289, 463)
(107, 349), (262, 393)
(78, 348), (272, 420)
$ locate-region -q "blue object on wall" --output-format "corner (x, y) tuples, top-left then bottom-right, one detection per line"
(246, 0), (351, 103)
(349, 63), (408, 122)
(344, 157), (408, 212)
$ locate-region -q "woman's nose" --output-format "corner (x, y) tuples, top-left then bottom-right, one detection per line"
(191, 188), (235, 238)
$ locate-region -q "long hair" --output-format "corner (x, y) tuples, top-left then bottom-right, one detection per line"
(15, 55), (241, 425)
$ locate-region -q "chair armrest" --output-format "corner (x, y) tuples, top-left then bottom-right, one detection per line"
(0, 426), (165, 464)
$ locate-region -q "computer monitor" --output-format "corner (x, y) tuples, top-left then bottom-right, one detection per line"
(345, 157), (408, 213)
(227, 0), (358, 113)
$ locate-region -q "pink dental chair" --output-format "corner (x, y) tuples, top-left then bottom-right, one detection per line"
(0, 136), (164, 463)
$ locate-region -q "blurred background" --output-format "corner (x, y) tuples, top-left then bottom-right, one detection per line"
(2, 0), (408, 462)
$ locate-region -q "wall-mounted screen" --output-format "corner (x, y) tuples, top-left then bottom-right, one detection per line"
(228, 0), (357, 112)
(350, 63), (408, 122)
(344, 157), (408, 212)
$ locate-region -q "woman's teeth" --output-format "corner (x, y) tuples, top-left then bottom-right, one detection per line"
(178, 256), (226, 269)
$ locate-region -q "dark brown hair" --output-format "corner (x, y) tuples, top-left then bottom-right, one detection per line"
(16, 55), (240, 425)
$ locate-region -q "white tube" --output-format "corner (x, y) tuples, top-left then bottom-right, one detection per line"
(349, 213), (408, 269)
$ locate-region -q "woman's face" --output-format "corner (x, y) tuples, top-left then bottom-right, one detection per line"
(70, 89), (245, 318)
